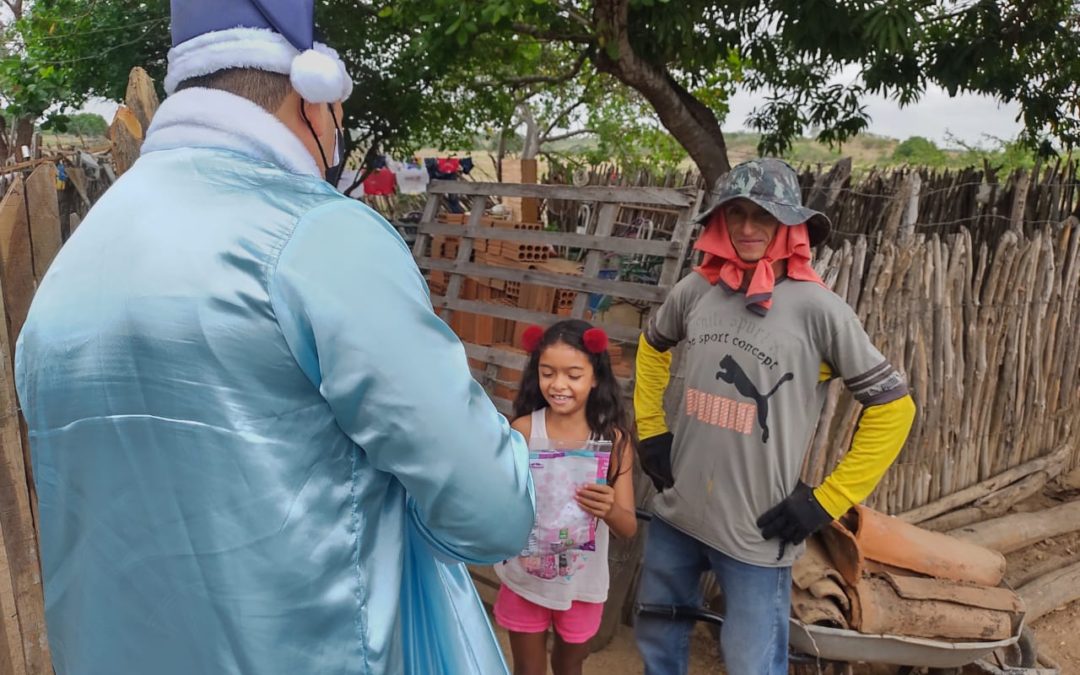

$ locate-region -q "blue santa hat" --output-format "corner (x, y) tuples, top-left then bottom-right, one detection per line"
(165, 0), (353, 104)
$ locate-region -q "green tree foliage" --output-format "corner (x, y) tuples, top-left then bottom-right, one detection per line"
(2, 0), (507, 161)
(46, 111), (108, 136)
(892, 136), (947, 165)
(6, 0), (1079, 183)
(383, 0), (1080, 185)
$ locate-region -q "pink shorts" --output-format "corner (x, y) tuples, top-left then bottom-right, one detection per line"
(494, 585), (604, 644)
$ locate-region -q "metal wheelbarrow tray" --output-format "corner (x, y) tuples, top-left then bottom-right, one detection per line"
(636, 603), (1024, 669)
(788, 617), (1024, 669)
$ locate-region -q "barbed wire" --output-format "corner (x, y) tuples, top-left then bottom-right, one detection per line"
(14, 30), (162, 66)
(0, 15), (167, 48)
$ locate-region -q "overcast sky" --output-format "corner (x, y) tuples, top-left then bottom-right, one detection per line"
(724, 84), (1023, 148)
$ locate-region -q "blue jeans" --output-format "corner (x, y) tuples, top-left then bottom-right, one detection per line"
(634, 517), (791, 675)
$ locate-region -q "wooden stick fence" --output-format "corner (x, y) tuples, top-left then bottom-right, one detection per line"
(548, 157), (1080, 247)
(798, 217), (1080, 515)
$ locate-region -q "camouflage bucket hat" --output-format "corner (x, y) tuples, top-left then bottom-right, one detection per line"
(694, 157), (831, 246)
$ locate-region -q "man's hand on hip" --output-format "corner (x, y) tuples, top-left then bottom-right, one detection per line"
(756, 481), (833, 545)
(638, 432), (675, 492)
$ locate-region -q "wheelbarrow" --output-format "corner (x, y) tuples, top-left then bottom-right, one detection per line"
(632, 510), (1050, 673)
(634, 603), (1042, 674)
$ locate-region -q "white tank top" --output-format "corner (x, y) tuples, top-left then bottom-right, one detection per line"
(494, 408), (611, 610)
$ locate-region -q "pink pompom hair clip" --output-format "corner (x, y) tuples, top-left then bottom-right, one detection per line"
(519, 323), (609, 355)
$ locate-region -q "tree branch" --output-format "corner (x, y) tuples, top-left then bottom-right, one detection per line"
(500, 51), (587, 87)
(556, 3), (593, 30)
(510, 22), (592, 43)
(541, 128), (595, 144)
(542, 96), (588, 138)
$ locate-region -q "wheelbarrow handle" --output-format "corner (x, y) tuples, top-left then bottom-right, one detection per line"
(634, 603), (838, 667)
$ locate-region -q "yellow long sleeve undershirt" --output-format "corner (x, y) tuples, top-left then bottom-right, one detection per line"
(633, 337), (916, 519)
(634, 334), (672, 440)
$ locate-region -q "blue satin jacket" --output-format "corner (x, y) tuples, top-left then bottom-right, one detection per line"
(15, 142), (534, 674)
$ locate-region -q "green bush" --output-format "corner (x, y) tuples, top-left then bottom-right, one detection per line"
(892, 136), (947, 165)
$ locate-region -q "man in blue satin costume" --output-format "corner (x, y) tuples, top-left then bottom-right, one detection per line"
(13, 2), (535, 673)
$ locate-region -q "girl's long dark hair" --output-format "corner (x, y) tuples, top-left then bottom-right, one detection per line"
(513, 319), (635, 483)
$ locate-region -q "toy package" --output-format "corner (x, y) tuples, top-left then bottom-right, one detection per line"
(519, 439), (612, 558)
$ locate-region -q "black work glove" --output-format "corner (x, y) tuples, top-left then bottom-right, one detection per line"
(638, 432), (675, 492)
(756, 481), (833, 546)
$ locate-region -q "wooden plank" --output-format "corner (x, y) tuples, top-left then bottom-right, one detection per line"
(65, 166), (91, 210)
(418, 222), (677, 258)
(433, 295), (641, 343)
(427, 180), (694, 208)
(440, 207), (486, 323)
(0, 513), (26, 675)
(410, 192), (441, 259)
(658, 189), (704, 289)
(463, 343), (530, 370)
(573, 203), (619, 317)
(0, 178), (36, 348)
(0, 252), (51, 674)
(24, 164), (63, 283)
(418, 258), (668, 303)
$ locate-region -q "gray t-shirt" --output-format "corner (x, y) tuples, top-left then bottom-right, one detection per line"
(645, 273), (906, 566)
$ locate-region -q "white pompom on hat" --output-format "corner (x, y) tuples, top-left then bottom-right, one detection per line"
(165, 0), (352, 103)
(290, 47), (347, 103)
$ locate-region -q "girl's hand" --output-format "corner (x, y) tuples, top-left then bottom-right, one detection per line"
(576, 483), (616, 519)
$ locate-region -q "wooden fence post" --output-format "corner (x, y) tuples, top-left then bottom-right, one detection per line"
(24, 164), (64, 283)
(0, 179), (51, 675)
(108, 107), (143, 176)
(0, 177), (36, 354)
(1009, 169), (1031, 234)
(125, 66), (161, 136)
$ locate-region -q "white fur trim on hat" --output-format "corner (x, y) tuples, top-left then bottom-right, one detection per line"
(165, 26), (352, 103)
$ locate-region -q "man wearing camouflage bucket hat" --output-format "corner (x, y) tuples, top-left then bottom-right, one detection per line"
(694, 157), (832, 246)
(631, 158), (917, 674)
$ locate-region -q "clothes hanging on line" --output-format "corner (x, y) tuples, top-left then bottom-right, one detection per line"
(362, 166), (396, 196)
(389, 160), (430, 195)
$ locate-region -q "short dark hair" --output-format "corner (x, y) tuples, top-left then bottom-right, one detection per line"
(176, 68), (293, 112)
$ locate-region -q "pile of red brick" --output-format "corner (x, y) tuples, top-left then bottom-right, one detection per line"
(426, 211), (632, 404)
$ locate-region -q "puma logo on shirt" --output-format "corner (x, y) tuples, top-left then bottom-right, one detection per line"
(714, 355), (793, 442)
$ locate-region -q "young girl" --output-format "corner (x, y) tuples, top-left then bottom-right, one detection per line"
(494, 320), (637, 675)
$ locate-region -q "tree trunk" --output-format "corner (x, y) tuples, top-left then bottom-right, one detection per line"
(494, 127), (506, 183)
(13, 117), (34, 160)
(0, 116), (9, 162)
(592, 0), (730, 186)
(517, 103), (541, 161)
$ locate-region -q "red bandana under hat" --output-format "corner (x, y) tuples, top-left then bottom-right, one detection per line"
(694, 211), (825, 315)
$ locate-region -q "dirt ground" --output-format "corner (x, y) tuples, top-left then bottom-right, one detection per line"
(495, 601), (1080, 674)
(494, 621), (726, 675)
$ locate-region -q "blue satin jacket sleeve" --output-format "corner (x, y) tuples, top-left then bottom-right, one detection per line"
(268, 200), (534, 564)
